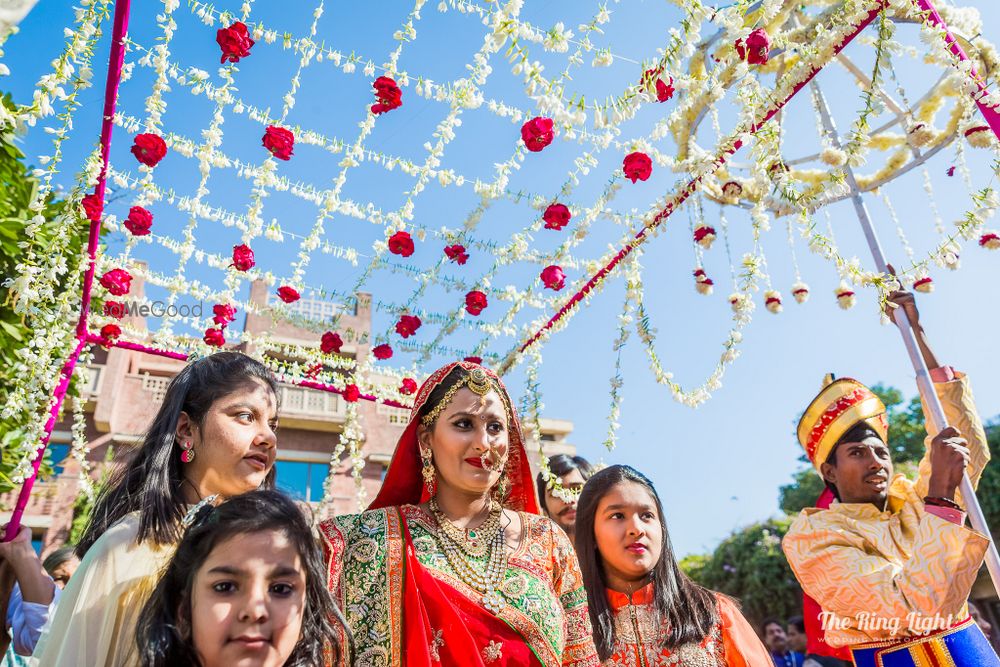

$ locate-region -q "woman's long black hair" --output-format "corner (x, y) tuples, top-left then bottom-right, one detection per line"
(576, 465), (719, 660)
(136, 489), (352, 666)
(76, 352), (279, 557)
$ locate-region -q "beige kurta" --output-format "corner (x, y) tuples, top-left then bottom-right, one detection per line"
(32, 513), (175, 666)
(782, 373), (991, 648)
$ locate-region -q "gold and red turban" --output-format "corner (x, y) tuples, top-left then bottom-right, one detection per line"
(797, 375), (888, 471)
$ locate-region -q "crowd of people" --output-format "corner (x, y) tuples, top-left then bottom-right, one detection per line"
(0, 289), (997, 666)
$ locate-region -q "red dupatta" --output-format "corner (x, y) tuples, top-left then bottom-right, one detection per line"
(398, 514), (543, 667)
(369, 360), (540, 514)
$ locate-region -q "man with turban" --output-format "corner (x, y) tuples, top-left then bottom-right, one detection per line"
(782, 289), (999, 667)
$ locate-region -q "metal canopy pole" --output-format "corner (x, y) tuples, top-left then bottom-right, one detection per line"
(811, 80), (1000, 594)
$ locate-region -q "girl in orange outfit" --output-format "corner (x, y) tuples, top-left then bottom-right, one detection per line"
(576, 465), (771, 666)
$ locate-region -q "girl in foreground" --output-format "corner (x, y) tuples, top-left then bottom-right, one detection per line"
(576, 465), (771, 666)
(136, 489), (350, 667)
(33, 352), (280, 666)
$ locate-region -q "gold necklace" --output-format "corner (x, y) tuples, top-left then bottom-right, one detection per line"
(429, 499), (508, 613)
(429, 497), (502, 558)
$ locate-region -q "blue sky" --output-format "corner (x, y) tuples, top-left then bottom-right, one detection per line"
(4, 0), (1000, 556)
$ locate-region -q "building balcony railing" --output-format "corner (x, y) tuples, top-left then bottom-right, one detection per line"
(277, 383), (347, 422)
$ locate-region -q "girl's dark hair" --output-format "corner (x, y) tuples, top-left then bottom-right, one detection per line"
(77, 352), (279, 557)
(136, 489), (351, 667)
(42, 545), (77, 575)
(576, 465), (720, 660)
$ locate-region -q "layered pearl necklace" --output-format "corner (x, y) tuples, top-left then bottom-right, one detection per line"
(429, 497), (508, 614)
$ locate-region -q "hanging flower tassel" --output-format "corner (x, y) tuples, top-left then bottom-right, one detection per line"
(693, 223), (717, 250)
(913, 276), (934, 293)
(792, 281), (810, 304)
(729, 292), (752, 314)
(764, 289), (783, 314)
(820, 147), (847, 167)
(979, 231), (1000, 250)
(907, 123), (935, 148)
(721, 180), (743, 201)
(693, 268), (714, 295)
(835, 283), (856, 310)
(965, 126), (996, 149)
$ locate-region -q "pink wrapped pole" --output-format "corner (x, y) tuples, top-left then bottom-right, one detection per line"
(3, 0), (133, 542)
(914, 0), (1000, 141)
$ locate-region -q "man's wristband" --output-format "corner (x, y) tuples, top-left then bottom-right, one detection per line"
(924, 495), (961, 511)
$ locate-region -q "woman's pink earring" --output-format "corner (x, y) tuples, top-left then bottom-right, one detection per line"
(179, 440), (195, 463)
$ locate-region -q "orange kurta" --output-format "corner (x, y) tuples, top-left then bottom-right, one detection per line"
(602, 584), (771, 666)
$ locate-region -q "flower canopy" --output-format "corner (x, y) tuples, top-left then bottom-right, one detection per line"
(3, 0), (999, 513)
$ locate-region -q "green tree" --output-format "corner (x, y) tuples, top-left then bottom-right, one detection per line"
(778, 383), (927, 514)
(680, 517), (802, 630)
(0, 92), (85, 493)
(974, 420), (1000, 538)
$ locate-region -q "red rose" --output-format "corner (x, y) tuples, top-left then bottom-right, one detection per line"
(321, 331), (343, 354)
(99, 268), (132, 296)
(465, 290), (488, 316)
(372, 344), (393, 360)
(464, 356), (483, 365)
(124, 206), (153, 236)
(217, 21), (255, 64)
(343, 384), (361, 402)
(521, 117), (554, 152)
(262, 126), (294, 161)
(622, 152), (653, 183)
(204, 328), (226, 347)
(540, 265), (566, 291)
(131, 133), (167, 167)
(444, 244), (469, 265)
(103, 301), (126, 318)
(543, 203), (571, 230)
(980, 232), (1000, 249)
(693, 225), (716, 245)
(81, 193), (103, 222)
(388, 231), (415, 257)
(736, 28), (771, 65)
(371, 76), (403, 115)
(231, 244), (255, 271)
(213, 304), (237, 327)
(643, 68), (674, 103)
(99, 323), (121, 342)
(395, 314), (421, 338)
(277, 286), (300, 303)
(400, 378), (418, 395)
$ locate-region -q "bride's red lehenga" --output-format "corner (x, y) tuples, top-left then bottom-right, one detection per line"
(319, 361), (599, 667)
